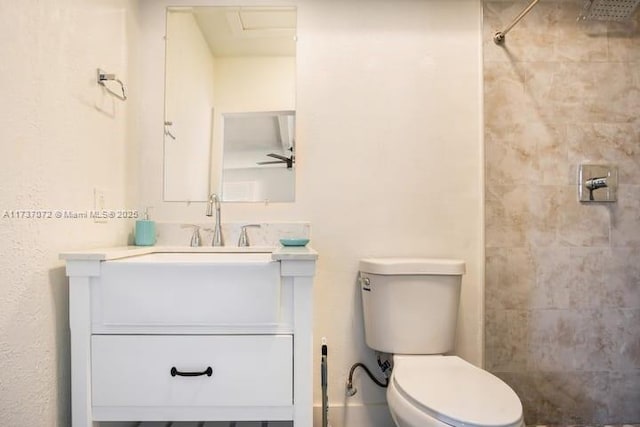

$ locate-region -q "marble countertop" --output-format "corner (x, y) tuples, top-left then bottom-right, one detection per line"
(60, 245), (318, 262)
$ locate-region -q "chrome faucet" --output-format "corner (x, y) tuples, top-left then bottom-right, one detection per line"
(205, 193), (224, 246)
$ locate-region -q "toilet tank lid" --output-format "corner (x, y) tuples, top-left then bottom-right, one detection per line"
(359, 258), (465, 275)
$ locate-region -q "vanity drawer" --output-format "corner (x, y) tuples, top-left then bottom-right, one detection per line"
(91, 335), (292, 408)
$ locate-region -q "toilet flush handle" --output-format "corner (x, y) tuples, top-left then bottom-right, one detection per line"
(360, 275), (371, 292)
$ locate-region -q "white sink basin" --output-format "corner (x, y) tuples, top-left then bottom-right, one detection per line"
(99, 250), (281, 327)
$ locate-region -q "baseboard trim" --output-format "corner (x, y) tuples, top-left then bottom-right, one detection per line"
(313, 403), (394, 427)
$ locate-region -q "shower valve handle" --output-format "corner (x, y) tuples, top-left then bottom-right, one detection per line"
(585, 176), (608, 201)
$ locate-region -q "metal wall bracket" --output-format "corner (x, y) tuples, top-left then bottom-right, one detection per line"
(578, 164), (617, 202)
(97, 68), (127, 101)
(493, 0), (541, 44)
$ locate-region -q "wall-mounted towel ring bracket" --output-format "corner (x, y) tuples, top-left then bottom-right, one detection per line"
(97, 68), (127, 101)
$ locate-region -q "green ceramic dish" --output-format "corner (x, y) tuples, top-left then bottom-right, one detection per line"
(279, 238), (310, 247)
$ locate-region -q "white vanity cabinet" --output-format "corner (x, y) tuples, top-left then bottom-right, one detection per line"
(63, 248), (317, 427)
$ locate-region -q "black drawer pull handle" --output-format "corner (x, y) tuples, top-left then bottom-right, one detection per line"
(170, 366), (213, 377)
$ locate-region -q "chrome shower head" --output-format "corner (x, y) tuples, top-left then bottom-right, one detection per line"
(579, 0), (640, 21)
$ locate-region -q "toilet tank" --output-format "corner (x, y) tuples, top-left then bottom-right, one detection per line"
(359, 258), (465, 355)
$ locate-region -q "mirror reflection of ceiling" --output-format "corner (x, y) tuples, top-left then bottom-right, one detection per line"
(226, 115), (285, 152)
(184, 6), (296, 57)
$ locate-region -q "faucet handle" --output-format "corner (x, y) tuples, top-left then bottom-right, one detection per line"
(238, 224), (261, 247)
(181, 224), (202, 247)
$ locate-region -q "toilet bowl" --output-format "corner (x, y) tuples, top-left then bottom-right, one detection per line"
(359, 258), (524, 427)
(387, 355), (523, 427)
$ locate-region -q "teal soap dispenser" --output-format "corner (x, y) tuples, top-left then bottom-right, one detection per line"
(134, 208), (156, 246)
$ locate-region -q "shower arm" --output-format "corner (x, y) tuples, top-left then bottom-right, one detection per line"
(493, 0), (541, 44)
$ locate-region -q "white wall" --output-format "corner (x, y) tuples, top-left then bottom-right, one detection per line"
(137, 0), (483, 425)
(0, 0), (138, 425)
(298, 2), (484, 423)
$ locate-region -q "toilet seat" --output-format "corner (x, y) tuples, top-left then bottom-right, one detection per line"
(391, 355), (523, 427)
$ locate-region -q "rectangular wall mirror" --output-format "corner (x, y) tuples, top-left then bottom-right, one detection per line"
(163, 6), (297, 202)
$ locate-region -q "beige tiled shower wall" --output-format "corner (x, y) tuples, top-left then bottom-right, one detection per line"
(483, 0), (640, 424)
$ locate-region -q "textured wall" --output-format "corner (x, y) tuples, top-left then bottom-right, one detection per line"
(484, 0), (640, 424)
(0, 0), (137, 425)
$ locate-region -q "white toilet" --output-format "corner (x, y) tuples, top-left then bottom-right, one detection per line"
(359, 258), (524, 427)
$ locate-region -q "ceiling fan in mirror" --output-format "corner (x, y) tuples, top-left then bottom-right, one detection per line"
(257, 146), (295, 169)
